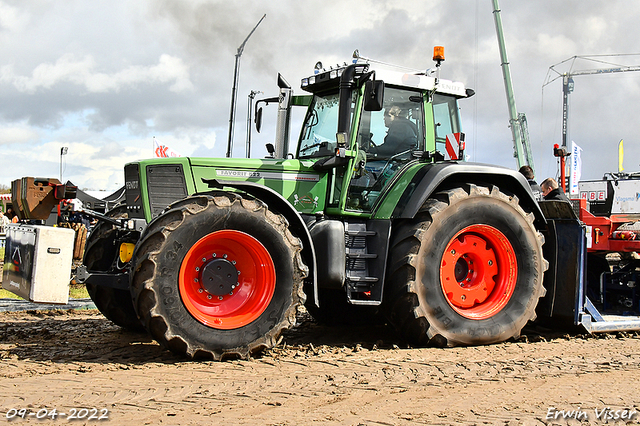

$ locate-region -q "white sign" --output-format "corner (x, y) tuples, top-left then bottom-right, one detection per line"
(570, 141), (582, 195)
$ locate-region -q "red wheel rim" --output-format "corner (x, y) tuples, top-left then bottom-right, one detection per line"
(439, 224), (517, 320)
(178, 230), (276, 329)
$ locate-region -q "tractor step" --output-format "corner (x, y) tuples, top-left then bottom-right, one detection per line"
(343, 221), (391, 305)
(345, 230), (377, 236)
(346, 253), (377, 259)
(346, 276), (378, 283)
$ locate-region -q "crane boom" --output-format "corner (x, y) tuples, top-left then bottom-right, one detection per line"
(544, 56), (640, 149)
(568, 65), (640, 77)
(543, 54), (640, 191)
(492, 0), (535, 172)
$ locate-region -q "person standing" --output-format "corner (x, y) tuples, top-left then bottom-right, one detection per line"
(0, 209), (9, 231)
(518, 165), (542, 200)
(540, 177), (571, 202)
(5, 207), (18, 223)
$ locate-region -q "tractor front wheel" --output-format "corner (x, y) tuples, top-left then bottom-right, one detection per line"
(130, 194), (307, 360)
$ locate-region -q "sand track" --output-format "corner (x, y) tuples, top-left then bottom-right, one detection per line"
(1, 309), (640, 425)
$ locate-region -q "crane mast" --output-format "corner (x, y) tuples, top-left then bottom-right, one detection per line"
(492, 0), (535, 172)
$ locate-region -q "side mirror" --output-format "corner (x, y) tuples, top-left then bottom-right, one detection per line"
(312, 154), (349, 171)
(255, 107), (263, 133)
(265, 143), (275, 158)
(363, 80), (384, 111)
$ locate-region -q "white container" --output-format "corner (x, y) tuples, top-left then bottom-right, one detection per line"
(2, 224), (75, 304)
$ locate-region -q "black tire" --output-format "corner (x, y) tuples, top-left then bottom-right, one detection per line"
(384, 184), (547, 347)
(304, 288), (384, 326)
(83, 206), (145, 332)
(130, 194), (308, 360)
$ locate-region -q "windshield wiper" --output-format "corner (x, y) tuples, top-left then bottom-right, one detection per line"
(300, 140), (329, 154)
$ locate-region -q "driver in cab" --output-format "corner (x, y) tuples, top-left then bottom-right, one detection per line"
(375, 105), (418, 157)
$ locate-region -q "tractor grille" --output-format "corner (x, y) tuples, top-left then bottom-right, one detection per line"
(146, 164), (188, 218)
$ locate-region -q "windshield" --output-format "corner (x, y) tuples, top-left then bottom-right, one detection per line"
(298, 92), (340, 159)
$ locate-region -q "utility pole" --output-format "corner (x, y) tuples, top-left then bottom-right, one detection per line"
(226, 14), (266, 158)
(60, 147), (68, 182)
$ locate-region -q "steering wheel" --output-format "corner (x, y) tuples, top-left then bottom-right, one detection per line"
(358, 132), (379, 155)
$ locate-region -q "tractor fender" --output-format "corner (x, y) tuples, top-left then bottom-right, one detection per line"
(201, 178), (318, 305)
(392, 161), (546, 224)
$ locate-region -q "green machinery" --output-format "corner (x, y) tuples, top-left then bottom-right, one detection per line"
(31, 49), (563, 359)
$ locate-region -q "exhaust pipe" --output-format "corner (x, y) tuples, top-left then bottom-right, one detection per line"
(274, 74), (292, 159)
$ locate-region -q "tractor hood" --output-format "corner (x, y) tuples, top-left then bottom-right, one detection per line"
(189, 157), (329, 215)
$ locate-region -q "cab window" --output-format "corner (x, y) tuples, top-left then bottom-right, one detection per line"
(346, 86), (424, 211)
(432, 94), (461, 156)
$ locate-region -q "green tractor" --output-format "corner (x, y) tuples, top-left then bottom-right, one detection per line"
(79, 49), (548, 359)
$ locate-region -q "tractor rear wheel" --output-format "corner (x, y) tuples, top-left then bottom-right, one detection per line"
(84, 206), (145, 332)
(130, 194), (307, 360)
(384, 184), (547, 346)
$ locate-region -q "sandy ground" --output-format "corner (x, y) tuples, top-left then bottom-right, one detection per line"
(1, 309), (640, 426)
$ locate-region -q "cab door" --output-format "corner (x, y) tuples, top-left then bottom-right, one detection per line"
(346, 86), (425, 212)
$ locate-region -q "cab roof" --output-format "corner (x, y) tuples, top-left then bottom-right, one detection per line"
(301, 59), (469, 98)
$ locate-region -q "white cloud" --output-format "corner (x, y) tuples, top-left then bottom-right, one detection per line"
(57, 140), (150, 190)
(2, 53), (193, 94)
(535, 33), (578, 60)
(0, 1), (29, 32)
(0, 124), (40, 145)
(2, 0), (640, 190)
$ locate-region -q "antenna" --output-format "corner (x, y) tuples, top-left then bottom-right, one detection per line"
(226, 14), (266, 158)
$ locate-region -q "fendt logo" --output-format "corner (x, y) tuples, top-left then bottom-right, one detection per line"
(126, 180), (139, 190)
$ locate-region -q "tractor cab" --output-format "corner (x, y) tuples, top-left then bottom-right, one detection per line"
(291, 50), (471, 214)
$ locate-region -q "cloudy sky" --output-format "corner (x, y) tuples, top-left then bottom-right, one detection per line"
(1, 0), (640, 191)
